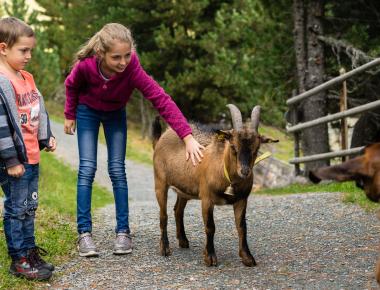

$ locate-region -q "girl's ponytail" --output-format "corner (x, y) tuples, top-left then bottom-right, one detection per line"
(72, 23), (135, 66)
(75, 33), (100, 61)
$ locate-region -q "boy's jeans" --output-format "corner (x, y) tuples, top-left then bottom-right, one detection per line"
(2, 164), (39, 259)
(76, 104), (130, 234)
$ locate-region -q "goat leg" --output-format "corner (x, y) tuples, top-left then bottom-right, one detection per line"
(376, 257), (380, 284)
(174, 196), (189, 248)
(201, 198), (217, 266)
(155, 184), (171, 256)
(233, 198), (256, 266)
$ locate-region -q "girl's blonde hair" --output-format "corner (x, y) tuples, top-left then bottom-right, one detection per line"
(74, 23), (135, 62)
(0, 17), (34, 48)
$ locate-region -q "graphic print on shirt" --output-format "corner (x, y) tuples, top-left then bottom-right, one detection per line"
(17, 89), (40, 133)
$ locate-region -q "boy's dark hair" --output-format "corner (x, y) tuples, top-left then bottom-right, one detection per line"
(0, 17), (34, 48)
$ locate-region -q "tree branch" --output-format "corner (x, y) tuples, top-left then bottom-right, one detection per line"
(318, 35), (374, 66)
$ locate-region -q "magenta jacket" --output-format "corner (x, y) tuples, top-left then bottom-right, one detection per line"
(65, 53), (192, 139)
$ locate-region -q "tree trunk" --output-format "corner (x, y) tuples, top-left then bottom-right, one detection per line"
(139, 95), (154, 139)
(293, 0), (307, 93)
(302, 0), (329, 172)
(292, 0), (306, 175)
(292, 0), (329, 174)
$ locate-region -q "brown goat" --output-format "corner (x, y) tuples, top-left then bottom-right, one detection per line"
(309, 143), (380, 202)
(152, 104), (278, 267)
(309, 142), (380, 283)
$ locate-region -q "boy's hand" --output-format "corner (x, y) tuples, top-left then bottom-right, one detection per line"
(64, 119), (76, 135)
(7, 164), (25, 178)
(45, 137), (56, 152)
(183, 134), (205, 166)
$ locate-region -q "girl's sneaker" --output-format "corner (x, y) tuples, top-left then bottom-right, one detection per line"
(27, 246), (55, 271)
(9, 256), (52, 281)
(113, 233), (133, 255)
(77, 232), (99, 257)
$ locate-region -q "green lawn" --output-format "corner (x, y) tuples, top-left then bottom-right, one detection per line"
(0, 152), (113, 290)
(258, 125), (294, 162)
(256, 180), (380, 211)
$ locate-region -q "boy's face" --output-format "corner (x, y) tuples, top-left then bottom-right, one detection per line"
(0, 36), (36, 72)
(98, 40), (132, 78)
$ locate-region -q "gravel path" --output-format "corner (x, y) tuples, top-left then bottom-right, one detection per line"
(48, 121), (380, 289)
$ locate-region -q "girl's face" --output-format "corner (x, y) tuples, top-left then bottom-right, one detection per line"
(99, 40), (132, 78)
(0, 36), (36, 72)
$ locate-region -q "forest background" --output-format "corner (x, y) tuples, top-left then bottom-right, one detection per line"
(2, 0), (380, 167)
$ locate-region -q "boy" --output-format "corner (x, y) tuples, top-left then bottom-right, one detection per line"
(0, 17), (56, 280)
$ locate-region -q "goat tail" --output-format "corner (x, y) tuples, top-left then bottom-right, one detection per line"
(152, 116), (162, 149)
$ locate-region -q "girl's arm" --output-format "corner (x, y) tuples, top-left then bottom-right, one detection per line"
(130, 54), (191, 139)
(130, 54), (204, 165)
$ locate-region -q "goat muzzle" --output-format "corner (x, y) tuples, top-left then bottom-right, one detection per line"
(239, 167), (252, 178)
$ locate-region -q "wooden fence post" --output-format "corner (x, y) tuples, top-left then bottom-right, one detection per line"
(339, 68), (348, 161)
(290, 90), (301, 175)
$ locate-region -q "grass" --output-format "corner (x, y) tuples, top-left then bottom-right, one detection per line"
(0, 152), (113, 290)
(258, 125), (294, 162)
(256, 180), (380, 211)
(44, 100), (65, 123)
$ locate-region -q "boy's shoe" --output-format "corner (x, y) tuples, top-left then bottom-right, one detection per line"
(27, 246), (55, 271)
(77, 232), (99, 257)
(9, 257), (52, 281)
(113, 233), (133, 255)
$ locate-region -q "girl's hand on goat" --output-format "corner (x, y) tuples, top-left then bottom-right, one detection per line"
(64, 119), (76, 135)
(44, 137), (57, 152)
(7, 164), (25, 178)
(183, 134), (205, 166)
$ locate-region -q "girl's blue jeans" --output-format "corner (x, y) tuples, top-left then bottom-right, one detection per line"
(76, 104), (130, 234)
(2, 164), (39, 259)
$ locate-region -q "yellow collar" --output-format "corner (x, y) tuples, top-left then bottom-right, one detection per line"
(223, 162), (232, 183)
(223, 151), (271, 183)
(255, 151), (272, 164)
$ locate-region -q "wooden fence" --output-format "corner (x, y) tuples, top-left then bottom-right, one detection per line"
(286, 58), (380, 170)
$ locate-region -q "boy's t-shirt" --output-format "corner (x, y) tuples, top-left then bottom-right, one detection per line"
(0, 70), (40, 164)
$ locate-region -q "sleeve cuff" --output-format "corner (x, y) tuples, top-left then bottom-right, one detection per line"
(5, 157), (21, 168)
(64, 113), (76, 120)
(179, 129), (193, 139)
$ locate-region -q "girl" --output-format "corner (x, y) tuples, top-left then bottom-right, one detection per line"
(64, 23), (204, 257)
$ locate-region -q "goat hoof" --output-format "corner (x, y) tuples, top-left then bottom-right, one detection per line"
(242, 255), (256, 267)
(178, 238), (189, 248)
(204, 253), (218, 267)
(240, 250), (256, 267)
(160, 241), (171, 256)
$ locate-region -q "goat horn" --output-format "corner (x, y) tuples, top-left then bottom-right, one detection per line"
(226, 104), (243, 131)
(251, 105), (261, 132)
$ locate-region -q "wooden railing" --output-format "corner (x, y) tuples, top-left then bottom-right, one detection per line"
(286, 58), (380, 167)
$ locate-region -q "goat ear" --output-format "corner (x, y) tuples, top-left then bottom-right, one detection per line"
(260, 135), (279, 144)
(215, 130), (232, 141)
(310, 156), (370, 183)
